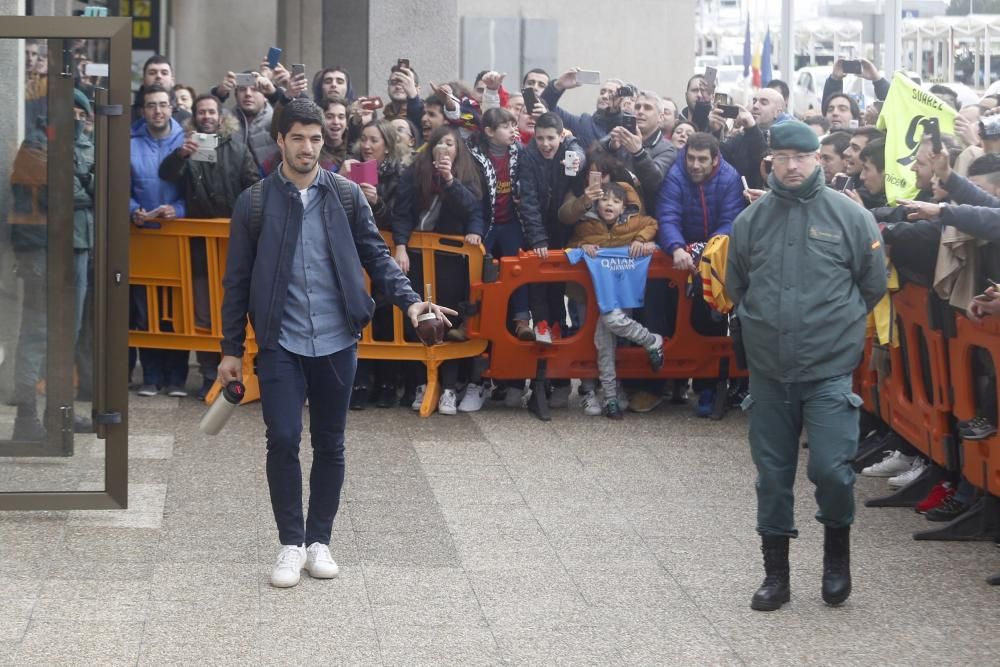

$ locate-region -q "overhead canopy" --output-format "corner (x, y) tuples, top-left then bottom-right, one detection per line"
(902, 14), (1000, 39)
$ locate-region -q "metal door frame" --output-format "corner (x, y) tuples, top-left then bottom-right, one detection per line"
(0, 17), (131, 510)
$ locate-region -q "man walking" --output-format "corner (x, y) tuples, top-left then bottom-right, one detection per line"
(726, 121), (887, 611)
(218, 99), (452, 588)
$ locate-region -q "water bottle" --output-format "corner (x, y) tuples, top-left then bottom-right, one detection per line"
(199, 380), (246, 435)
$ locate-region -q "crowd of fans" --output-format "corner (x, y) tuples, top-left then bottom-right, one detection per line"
(17, 43), (1000, 477)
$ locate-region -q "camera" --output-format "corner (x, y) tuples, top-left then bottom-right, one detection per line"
(234, 72), (256, 88)
(617, 84), (638, 99)
(841, 60), (863, 75)
(981, 115), (1000, 140)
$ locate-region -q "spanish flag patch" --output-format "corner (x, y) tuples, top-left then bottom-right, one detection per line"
(871, 240), (881, 250)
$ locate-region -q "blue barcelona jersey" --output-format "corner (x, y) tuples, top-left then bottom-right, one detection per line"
(566, 247), (652, 314)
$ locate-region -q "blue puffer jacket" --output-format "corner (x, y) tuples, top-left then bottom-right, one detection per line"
(656, 149), (745, 253)
(129, 118), (186, 217)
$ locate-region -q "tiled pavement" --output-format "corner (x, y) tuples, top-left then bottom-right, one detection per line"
(1, 391), (1000, 665)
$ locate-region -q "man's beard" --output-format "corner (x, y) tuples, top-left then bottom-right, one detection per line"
(285, 152), (318, 174)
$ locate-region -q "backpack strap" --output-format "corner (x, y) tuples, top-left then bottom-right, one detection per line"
(332, 173), (355, 222)
(248, 179), (265, 248)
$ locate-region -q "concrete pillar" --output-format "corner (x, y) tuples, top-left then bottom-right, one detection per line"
(278, 0), (323, 78)
(322, 0), (458, 99)
(170, 0), (278, 96)
(322, 0), (370, 95)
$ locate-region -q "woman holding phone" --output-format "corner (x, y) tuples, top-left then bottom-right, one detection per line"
(390, 126), (485, 414)
(346, 119), (412, 409)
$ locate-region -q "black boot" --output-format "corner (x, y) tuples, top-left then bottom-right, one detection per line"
(349, 385), (368, 410)
(822, 526), (852, 606)
(13, 403), (46, 441)
(750, 535), (790, 611)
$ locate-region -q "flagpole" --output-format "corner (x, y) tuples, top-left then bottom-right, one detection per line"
(781, 0), (794, 113)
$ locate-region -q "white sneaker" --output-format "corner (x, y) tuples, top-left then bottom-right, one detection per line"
(888, 459), (928, 489)
(861, 450), (916, 477)
(458, 383), (487, 412)
(504, 384), (526, 408)
(582, 391), (602, 416)
(438, 389), (457, 415)
(304, 542), (339, 579)
(549, 384), (571, 409)
(270, 545), (306, 588)
(410, 384), (426, 411)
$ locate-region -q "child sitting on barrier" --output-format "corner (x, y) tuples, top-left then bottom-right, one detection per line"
(566, 182), (663, 419)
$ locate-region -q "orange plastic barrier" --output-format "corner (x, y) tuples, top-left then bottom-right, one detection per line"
(881, 284), (955, 467)
(129, 218), (261, 403)
(130, 222), (486, 415)
(470, 250), (746, 383)
(949, 314), (1000, 494)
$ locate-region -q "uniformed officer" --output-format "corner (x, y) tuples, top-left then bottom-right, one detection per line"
(726, 120), (888, 611)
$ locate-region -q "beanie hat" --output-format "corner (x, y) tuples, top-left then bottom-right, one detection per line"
(73, 88), (92, 115)
(769, 119), (819, 152)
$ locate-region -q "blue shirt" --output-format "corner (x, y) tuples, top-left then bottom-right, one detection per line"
(567, 247), (652, 314)
(277, 166), (356, 357)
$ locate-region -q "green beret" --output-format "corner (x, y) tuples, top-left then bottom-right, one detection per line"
(73, 88), (92, 115)
(769, 120), (819, 152)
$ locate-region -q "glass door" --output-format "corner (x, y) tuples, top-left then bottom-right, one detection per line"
(0, 18), (131, 510)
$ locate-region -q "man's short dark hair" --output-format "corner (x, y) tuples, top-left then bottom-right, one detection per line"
(423, 94), (445, 110)
(277, 98), (324, 136)
(824, 93), (860, 120)
(821, 130), (851, 155)
(474, 70), (489, 87)
(766, 79), (790, 103)
(141, 83), (170, 105)
(685, 132), (720, 158)
(685, 74), (706, 93)
(143, 54), (172, 76)
(192, 93), (221, 114)
(852, 127), (885, 144)
(319, 95), (349, 113)
(805, 115), (831, 133)
(967, 153), (1000, 184)
(535, 111), (564, 134)
(859, 139), (885, 172)
(929, 84), (960, 110)
(522, 68), (549, 87)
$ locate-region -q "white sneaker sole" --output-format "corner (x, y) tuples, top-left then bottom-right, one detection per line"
(861, 468), (911, 478)
(304, 563), (339, 579)
(270, 570), (302, 588)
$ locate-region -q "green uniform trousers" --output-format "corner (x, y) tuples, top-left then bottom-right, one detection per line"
(743, 373), (863, 538)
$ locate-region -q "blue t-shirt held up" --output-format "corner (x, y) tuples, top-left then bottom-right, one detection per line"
(566, 247), (652, 314)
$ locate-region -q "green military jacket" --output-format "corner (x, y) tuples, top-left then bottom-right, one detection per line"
(726, 167), (888, 383)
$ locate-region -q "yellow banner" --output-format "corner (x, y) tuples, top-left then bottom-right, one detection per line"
(876, 72), (957, 205)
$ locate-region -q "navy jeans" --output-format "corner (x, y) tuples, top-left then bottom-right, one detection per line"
(256, 344), (356, 546)
(484, 222), (530, 321)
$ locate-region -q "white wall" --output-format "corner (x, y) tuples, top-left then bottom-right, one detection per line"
(458, 0), (696, 114)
